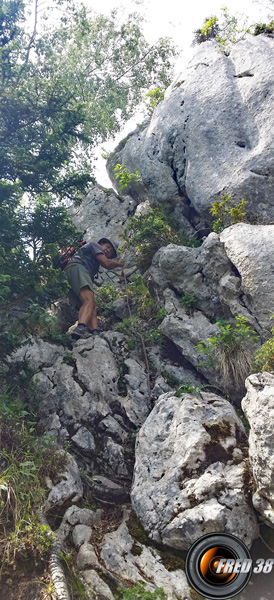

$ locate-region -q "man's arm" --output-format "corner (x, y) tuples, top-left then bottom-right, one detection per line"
(97, 254), (125, 270)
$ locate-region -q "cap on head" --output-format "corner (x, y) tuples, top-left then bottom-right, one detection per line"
(98, 237), (117, 258)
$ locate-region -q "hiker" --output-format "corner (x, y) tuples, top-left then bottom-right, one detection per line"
(64, 238), (125, 339)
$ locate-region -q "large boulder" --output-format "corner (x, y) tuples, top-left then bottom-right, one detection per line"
(14, 335), (151, 480)
(107, 35), (274, 227)
(70, 184), (137, 246)
(242, 372), (274, 526)
(131, 391), (259, 549)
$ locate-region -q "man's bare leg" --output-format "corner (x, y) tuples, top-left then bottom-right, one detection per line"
(87, 308), (98, 331)
(78, 287), (98, 329)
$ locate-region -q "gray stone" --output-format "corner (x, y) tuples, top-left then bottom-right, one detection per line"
(70, 184), (138, 245)
(76, 542), (100, 570)
(119, 358), (151, 426)
(102, 437), (128, 478)
(45, 452), (83, 511)
(72, 525), (92, 549)
(72, 427), (96, 456)
(100, 511), (192, 600)
(112, 297), (128, 320)
(86, 475), (130, 504)
(82, 570), (115, 600)
(82, 569), (114, 600)
(107, 35), (274, 226)
(12, 337), (64, 369)
(131, 391), (259, 549)
(64, 505), (102, 527)
(220, 223), (274, 332)
(242, 372), (274, 526)
(98, 415), (128, 442)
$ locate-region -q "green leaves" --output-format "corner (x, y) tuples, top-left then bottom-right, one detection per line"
(210, 195), (247, 233)
(114, 163), (142, 189)
(120, 207), (198, 272)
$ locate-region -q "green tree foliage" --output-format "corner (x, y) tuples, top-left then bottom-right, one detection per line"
(0, 0), (175, 355)
(253, 20), (274, 34)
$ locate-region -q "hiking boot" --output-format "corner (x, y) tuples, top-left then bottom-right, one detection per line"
(90, 329), (100, 336)
(71, 324), (93, 340)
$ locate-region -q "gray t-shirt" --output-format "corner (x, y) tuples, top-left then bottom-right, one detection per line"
(67, 241), (104, 280)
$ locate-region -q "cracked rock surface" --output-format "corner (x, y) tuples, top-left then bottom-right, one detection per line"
(107, 35), (274, 226)
(242, 372), (274, 527)
(131, 391), (259, 549)
(14, 334), (150, 481)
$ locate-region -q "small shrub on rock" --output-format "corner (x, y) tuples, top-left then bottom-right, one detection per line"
(197, 317), (258, 392)
(210, 194), (247, 233)
(252, 318), (274, 372)
(121, 208), (195, 272)
(114, 164), (142, 189)
(116, 582), (167, 600)
(253, 21), (274, 36)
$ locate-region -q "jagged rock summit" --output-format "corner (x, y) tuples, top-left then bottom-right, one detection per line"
(107, 34), (274, 227)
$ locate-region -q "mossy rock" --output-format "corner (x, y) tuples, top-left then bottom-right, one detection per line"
(127, 511), (149, 545)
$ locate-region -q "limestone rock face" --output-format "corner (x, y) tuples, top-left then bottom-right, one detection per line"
(242, 372), (274, 526)
(144, 229), (268, 399)
(15, 335), (150, 481)
(107, 35), (274, 226)
(145, 233), (257, 326)
(44, 451), (83, 511)
(100, 511), (192, 600)
(220, 223), (274, 333)
(70, 184), (137, 245)
(131, 391), (259, 549)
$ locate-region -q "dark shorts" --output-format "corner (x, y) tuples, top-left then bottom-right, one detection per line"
(64, 263), (93, 309)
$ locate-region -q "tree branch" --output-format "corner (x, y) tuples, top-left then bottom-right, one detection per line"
(17, 0), (39, 82)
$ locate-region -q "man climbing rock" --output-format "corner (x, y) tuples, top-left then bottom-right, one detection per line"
(64, 238), (124, 339)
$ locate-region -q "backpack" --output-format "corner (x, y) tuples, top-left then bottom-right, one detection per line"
(53, 240), (86, 270)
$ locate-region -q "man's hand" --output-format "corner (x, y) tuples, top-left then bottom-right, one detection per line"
(117, 258), (125, 267)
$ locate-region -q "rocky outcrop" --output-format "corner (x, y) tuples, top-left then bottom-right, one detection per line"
(57, 506), (193, 600)
(144, 226), (273, 399)
(107, 35), (274, 227)
(220, 223), (274, 333)
(70, 184), (138, 247)
(242, 372), (274, 527)
(131, 391), (259, 550)
(13, 334), (151, 482)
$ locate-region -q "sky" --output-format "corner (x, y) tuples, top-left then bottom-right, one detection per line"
(36, 0), (272, 185)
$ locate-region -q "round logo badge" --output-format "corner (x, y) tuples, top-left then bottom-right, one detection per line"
(185, 532), (252, 599)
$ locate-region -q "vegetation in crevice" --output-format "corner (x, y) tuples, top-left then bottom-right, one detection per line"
(210, 194), (248, 233)
(251, 317), (274, 373)
(196, 316), (258, 393)
(116, 582), (167, 600)
(193, 7), (249, 52)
